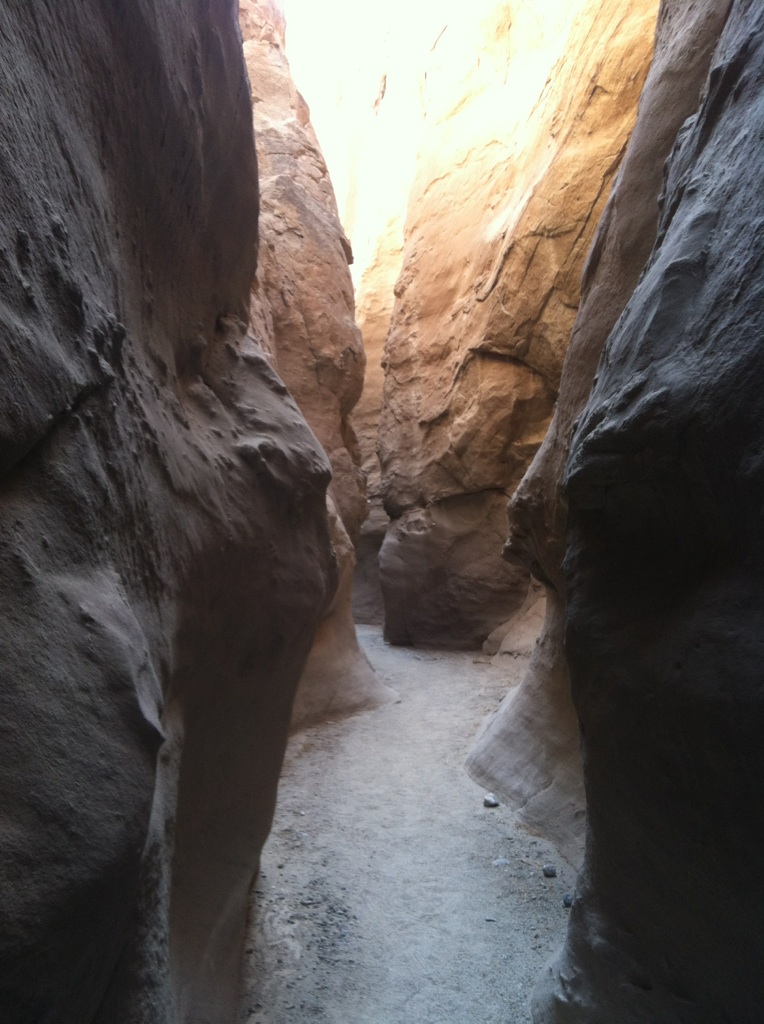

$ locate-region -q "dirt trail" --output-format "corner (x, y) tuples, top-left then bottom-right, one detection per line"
(241, 626), (576, 1024)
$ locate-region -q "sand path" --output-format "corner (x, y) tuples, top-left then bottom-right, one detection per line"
(241, 625), (575, 1023)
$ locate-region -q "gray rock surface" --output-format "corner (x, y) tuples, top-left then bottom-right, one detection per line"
(535, 1), (764, 1019)
(0, 3), (334, 1021)
(467, 0), (731, 865)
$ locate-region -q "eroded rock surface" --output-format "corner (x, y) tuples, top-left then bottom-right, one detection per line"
(0, 3), (334, 1022)
(467, 0), (730, 863)
(377, 0), (660, 647)
(535, 1), (764, 1019)
(239, 0), (393, 724)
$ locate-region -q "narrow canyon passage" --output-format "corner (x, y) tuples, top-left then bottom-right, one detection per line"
(241, 628), (576, 1024)
(3, 4), (763, 1022)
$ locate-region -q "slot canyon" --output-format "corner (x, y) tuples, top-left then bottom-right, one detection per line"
(0, 0), (762, 1021)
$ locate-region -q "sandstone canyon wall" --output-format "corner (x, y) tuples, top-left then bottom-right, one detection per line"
(467, 0), (731, 863)
(375, 0), (661, 647)
(0, 3), (334, 1022)
(239, 0), (393, 725)
(281, 1), (455, 626)
(534, 1), (764, 1019)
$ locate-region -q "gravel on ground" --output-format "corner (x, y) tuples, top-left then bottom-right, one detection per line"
(240, 625), (576, 1024)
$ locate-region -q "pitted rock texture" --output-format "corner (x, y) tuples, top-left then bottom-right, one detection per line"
(467, 0), (730, 863)
(239, 0), (393, 723)
(377, 0), (660, 648)
(535, 2), (764, 1020)
(0, 4), (335, 1022)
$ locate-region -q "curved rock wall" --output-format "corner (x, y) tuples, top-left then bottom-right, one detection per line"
(467, 0), (730, 863)
(534, 2), (764, 1020)
(0, 3), (335, 1021)
(239, 0), (394, 724)
(377, 0), (660, 647)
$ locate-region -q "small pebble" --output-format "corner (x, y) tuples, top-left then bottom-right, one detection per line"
(542, 863), (557, 878)
(483, 793), (500, 808)
(493, 857), (509, 867)
(563, 893), (574, 908)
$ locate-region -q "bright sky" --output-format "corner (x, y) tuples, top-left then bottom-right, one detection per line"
(279, 0), (460, 228)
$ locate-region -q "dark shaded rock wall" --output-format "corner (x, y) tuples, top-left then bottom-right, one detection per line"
(534, 0), (764, 1019)
(467, 0), (731, 865)
(0, 3), (334, 1022)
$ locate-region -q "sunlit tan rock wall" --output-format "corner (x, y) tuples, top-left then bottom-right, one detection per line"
(467, 0), (730, 864)
(0, 2), (335, 1021)
(375, 0), (661, 647)
(239, 0), (394, 723)
(535, 2), (764, 1018)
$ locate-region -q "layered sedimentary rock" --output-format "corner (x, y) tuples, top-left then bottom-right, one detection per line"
(377, 0), (661, 647)
(0, 3), (335, 1022)
(239, 0), (393, 723)
(467, 0), (729, 862)
(534, 1), (764, 1020)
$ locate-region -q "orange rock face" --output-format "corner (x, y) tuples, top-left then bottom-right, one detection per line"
(240, 0), (365, 538)
(372, 0), (661, 646)
(280, 2), (662, 647)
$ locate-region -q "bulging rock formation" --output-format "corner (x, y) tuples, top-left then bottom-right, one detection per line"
(376, 0), (661, 647)
(0, 3), (335, 1021)
(467, 0), (730, 862)
(239, 0), (394, 724)
(533, 1), (764, 1020)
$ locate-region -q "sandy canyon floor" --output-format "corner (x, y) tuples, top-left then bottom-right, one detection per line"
(241, 625), (576, 1024)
